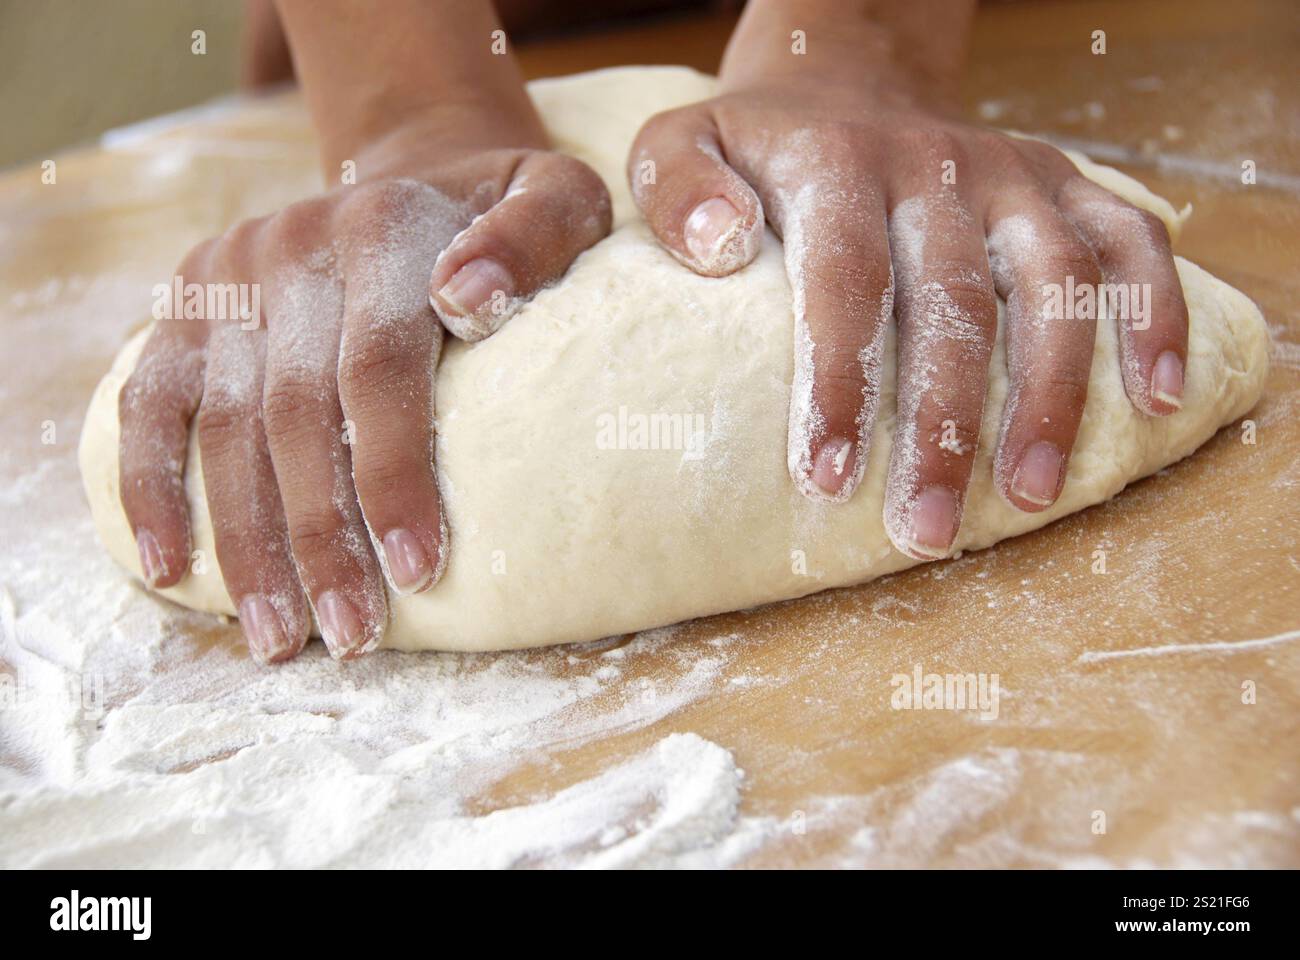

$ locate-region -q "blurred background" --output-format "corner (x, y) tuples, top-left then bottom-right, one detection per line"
(0, 0), (243, 170)
(4, 0), (1294, 177)
(0, 0), (735, 171)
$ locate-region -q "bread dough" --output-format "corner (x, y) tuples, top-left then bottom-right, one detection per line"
(79, 66), (1269, 652)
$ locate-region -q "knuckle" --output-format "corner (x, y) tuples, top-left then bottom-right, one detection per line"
(1058, 173), (1098, 207)
(265, 197), (331, 252)
(175, 236), (218, 278)
(195, 400), (244, 441)
(209, 528), (265, 574)
(808, 250), (892, 300)
(1030, 142), (1079, 181)
(523, 154), (613, 236)
(923, 261), (998, 328)
(815, 369), (875, 423)
(1022, 370), (1090, 415)
(1057, 252), (1103, 287)
(1087, 197), (1171, 252)
(1132, 207), (1172, 247)
(221, 216), (264, 254)
(355, 452), (425, 506)
(898, 125), (964, 163)
(196, 396), (260, 454)
(540, 151), (596, 188)
(261, 377), (325, 436)
(805, 121), (868, 161)
(1040, 235), (1102, 283)
(1045, 373), (1090, 410)
(211, 217), (267, 275)
(637, 106), (693, 146)
(564, 164), (614, 224)
(345, 178), (430, 222)
(629, 108), (715, 201)
(813, 332), (870, 372)
(977, 132), (1032, 174)
(338, 335), (421, 396)
(289, 509), (344, 562)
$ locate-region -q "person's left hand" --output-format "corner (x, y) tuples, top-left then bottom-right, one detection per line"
(627, 55), (1187, 560)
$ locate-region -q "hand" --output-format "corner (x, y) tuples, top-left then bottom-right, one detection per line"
(627, 10), (1187, 561)
(119, 113), (611, 663)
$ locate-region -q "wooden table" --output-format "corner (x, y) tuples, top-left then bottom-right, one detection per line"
(1, 0), (1296, 867)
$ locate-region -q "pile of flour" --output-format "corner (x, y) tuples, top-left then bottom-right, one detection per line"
(0, 455), (767, 867)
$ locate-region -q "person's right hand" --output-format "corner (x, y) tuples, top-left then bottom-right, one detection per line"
(118, 112), (611, 664)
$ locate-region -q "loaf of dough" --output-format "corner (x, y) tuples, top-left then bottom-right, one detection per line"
(79, 67), (1269, 652)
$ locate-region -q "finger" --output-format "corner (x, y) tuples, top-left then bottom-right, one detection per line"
(884, 193), (998, 559)
(627, 105), (764, 277)
(260, 218), (387, 660)
(117, 241), (214, 588)
(1058, 176), (1188, 415)
(986, 197), (1102, 511)
(430, 151), (612, 340)
(777, 187), (892, 503)
(197, 323), (311, 664)
(337, 189), (448, 597)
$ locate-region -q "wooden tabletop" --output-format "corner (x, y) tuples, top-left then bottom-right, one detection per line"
(1, 0), (1296, 867)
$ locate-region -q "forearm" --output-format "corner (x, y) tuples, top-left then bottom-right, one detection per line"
(719, 0), (976, 109)
(275, 0), (546, 171)
(240, 0), (294, 89)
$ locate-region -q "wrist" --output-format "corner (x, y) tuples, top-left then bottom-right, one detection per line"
(275, 0), (547, 178)
(719, 0), (971, 115)
(322, 91), (547, 181)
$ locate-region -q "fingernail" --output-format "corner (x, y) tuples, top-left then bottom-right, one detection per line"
(1011, 441), (1064, 507)
(239, 594), (294, 664)
(810, 437), (857, 498)
(316, 590), (367, 659)
(432, 258), (514, 319)
(382, 527), (432, 594)
(136, 528), (166, 587)
(1152, 350), (1184, 410)
(904, 486), (958, 559)
(684, 197), (741, 264)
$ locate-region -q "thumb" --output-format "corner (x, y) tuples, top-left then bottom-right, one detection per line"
(430, 150), (612, 342)
(627, 105), (764, 277)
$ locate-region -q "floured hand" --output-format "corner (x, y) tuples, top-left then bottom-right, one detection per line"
(118, 115), (611, 664)
(627, 0), (1188, 560)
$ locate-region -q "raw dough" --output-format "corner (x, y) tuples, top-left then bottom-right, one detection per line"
(79, 66), (1269, 652)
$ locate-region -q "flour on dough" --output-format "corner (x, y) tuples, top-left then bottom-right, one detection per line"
(79, 66), (1269, 652)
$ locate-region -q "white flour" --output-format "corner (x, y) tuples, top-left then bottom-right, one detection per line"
(4, 450), (1297, 868)
(0, 456), (763, 867)
(5, 67), (1296, 869)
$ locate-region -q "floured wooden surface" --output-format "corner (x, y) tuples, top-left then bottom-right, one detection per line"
(1, 0), (1298, 867)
